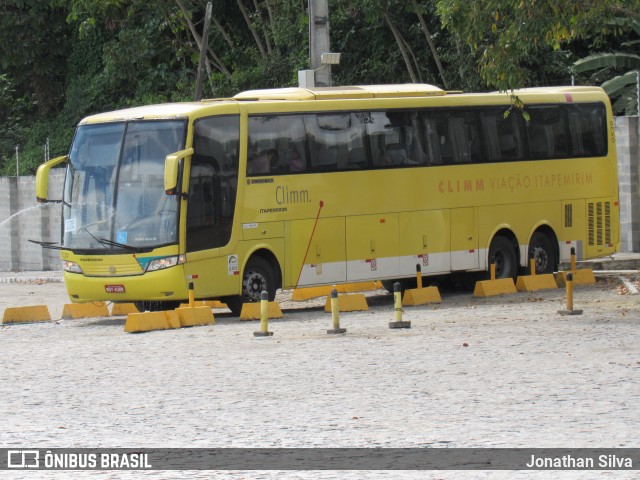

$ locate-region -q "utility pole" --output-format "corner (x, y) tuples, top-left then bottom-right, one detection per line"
(309, 0), (331, 87)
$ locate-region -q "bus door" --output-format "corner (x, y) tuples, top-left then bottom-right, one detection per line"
(290, 217), (346, 287)
(346, 213), (400, 281)
(450, 207), (479, 270)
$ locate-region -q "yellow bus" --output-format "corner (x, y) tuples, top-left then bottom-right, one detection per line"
(36, 84), (619, 314)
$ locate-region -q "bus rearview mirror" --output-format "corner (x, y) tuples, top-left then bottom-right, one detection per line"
(164, 148), (194, 195)
(35, 155), (68, 202)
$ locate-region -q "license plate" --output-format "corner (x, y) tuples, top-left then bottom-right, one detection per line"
(105, 284), (125, 293)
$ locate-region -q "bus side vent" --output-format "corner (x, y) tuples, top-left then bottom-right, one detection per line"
(564, 204), (573, 228)
(588, 201), (610, 247)
(588, 202), (595, 246)
(596, 202), (603, 245)
(605, 202), (611, 245)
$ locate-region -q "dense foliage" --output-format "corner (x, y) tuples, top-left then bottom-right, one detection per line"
(0, 0), (637, 175)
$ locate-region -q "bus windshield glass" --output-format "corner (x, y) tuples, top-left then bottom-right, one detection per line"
(62, 120), (186, 252)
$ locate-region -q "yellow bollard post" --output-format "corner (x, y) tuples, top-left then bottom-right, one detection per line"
(188, 281), (195, 308)
(558, 272), (583, 315)
(490, 256), (496, 281)
(570, 247), (577, 273)
(389, 282), (411, 329)
(416, 263), (423, 289)
(253, 291), (273, 337)
(529, 254), (536, 276)
(327, 287), (347, 334)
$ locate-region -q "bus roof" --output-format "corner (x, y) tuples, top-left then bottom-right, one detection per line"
(78, 84), (607, 124)
(77, 101), (235, 124)
(233, 84), (446, 101)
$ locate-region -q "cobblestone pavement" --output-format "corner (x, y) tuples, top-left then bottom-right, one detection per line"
(1, 272), (639, 480)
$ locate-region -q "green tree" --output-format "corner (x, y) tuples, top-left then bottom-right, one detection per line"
(573, 19), (640, 115)
(0, 0), (71, 115)
(436, 0), (639, 92)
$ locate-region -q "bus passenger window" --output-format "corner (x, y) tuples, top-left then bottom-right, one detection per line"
(526, 106), (568, 159)
(248, 114), (308, 175)
(366, 111), (421, 167)
(567, 104), (607, 157)
(306, 112), (366, 171)
(480, 109), (524, 162)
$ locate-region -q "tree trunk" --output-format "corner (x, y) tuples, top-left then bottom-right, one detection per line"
(175, 0), (232, 79)
(236, 0), (267, 56)
(411, 0), (448, 88)
(212, 16), (235, 50)
(384, 11), (418, 83)
(252, 0), (273, 54)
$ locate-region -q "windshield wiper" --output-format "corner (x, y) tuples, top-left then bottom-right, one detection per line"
(76, 224), (110, 250)
(96, 237), (144, 252)
(28, 239), (63, 250)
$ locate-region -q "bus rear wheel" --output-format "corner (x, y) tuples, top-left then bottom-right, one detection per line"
(225, 256), (276, 316)
(528, 232), (557, 274)
(488, 236), (518, 279)
(381, 278), (417, 294)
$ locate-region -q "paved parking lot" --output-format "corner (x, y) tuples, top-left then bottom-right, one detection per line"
(1, 271), (639, 479)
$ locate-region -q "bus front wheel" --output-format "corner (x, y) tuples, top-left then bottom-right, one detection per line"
(134, 300), (181, 312)
(225, 256), (276, 316)
(488, 236), (518, 279)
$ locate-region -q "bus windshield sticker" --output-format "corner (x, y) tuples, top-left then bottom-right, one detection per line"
(117, 231), (128, 243)
(228, 255), (239, 275)
(64, 218), (77, 233)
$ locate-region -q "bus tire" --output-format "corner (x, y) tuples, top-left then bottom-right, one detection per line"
(488, 235), (518, 279)
(134, 300), (181, 312)
(225, 256), (277, 316)
(381, 278), (417, 294)
(528, 232), (557, 274)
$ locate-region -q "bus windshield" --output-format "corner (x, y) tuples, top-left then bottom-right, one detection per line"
(62, 120), (186, 252)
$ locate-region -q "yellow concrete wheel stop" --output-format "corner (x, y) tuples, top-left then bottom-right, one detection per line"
(2, 305), (51, 324)
(556, 269), (596, 287)
(292, 281), (382, 301)
(403, 286), (442, 306)
(473, 278), (517, 297)
(124, 310), (181, 333)
(292, 285), (333, 301)
(61, 303), (110, 319)
(176, 306), (215, 327)
(323, 293), (368, 312)
(516, 274), (558, 292)
(179, 300), (227, 309)
(240, 302), (283, 320)
(340, 281), (382, 293)
(110, 303), (139, 316)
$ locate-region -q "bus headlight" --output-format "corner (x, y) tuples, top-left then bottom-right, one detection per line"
(62, 260), (83, 274)
(145, 254), (186, 272)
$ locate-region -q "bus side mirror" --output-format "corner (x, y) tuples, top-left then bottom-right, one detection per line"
(164, 148), (194, 195)
(36, 155), (68, 202)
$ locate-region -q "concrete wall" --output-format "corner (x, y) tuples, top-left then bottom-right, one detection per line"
(0, 171), (64, 271)
(1, 119), (639, 271)
(616, 116), (640, 253)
